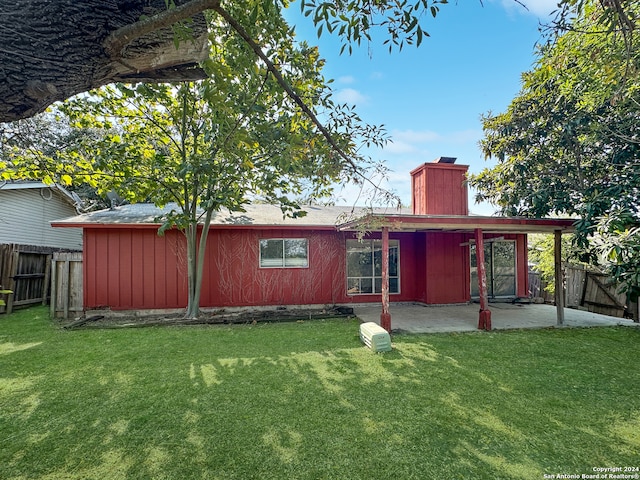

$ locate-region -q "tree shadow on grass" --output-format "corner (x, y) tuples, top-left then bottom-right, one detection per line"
(1, 323), (640, 479)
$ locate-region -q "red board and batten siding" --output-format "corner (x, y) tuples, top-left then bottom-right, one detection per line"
(84, 226), (528, 311)
(84, 228), (187, 310)
(411, 162), (468, 215)
(83, 227), (429, 310)
(204, 229), (346, 307)
(515, 233), (529, 297)
(425, 232), (470, 304)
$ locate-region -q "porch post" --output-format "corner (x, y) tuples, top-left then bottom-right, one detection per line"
(380, 226), (392, 332)
(474, 228), (492, 330)
(554, 229), (565, 325)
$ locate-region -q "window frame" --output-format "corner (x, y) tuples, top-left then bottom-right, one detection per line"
(259, 238), (309, 269)
(346, 239), (400, 295)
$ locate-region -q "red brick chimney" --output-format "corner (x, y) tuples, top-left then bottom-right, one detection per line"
(410, 157), (469, 215)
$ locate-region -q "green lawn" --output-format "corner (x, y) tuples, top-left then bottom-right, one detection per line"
(1, 307), (639, 480)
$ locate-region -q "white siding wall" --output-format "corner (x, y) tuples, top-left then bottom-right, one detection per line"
(0, 188), (82, 250)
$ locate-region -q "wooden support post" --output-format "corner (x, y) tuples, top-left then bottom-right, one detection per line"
(380, 226), (391, 332)
(474, 228), (492, 330)
(554, 229), (565, 326)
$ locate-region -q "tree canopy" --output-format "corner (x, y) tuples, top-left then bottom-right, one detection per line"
(470, 0), (640, 296)
(7, 8), (388, 318)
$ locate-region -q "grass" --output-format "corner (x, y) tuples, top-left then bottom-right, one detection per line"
(1, 307), (639, 480)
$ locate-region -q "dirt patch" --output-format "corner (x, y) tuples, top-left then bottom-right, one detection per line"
(60, 306), (356, 330)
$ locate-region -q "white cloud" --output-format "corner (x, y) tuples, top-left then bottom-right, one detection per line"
(333, 88), (369, 106)
(337, 75), (356, 84)
(392, 129), (441, 144)
(382, 129), (470, 155)
(448, 129), (483, 143)
(383, 140), (422, 155)
(381, 129), (440, 155)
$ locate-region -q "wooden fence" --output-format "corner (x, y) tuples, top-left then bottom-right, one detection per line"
(528, 269), (554, 303)
(529, 264), (635, 320)
(564, 264), (628, 319)
(0, 244), (53, 314)
(50, 252), (83, 319)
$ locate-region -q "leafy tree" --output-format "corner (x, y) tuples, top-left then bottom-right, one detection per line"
(53, 16), (387, 319)
(470, 0), (640, 298)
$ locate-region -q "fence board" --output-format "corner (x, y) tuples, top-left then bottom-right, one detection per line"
(565, 265), (587, 308)
(564, 265), (626, 318)
(51, 252), (83, 319)
(582, 272), (625, 318)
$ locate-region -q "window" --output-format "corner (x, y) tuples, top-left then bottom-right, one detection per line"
(259, 239), (308, 268)
(346, 239), (400, 295)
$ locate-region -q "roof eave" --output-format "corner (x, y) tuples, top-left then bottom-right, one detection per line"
(337, 214), (576, 234)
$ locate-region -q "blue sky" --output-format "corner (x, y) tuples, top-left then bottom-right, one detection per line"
(284, 0), (557, 214)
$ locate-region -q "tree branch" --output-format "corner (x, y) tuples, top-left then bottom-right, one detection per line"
(212, 4), (366, 182)
(103, 0), (220, 57)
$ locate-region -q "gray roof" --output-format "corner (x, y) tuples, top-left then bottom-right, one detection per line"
(53, 203), (410, 228)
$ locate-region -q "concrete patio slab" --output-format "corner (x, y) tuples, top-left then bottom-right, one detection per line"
(354, 302), (639, 334)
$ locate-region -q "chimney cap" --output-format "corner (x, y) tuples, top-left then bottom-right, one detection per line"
(433, 156), (457, 164)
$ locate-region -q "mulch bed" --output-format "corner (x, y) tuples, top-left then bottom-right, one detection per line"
(60, 306), (355, 330)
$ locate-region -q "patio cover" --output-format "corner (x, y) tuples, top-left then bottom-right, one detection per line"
(338, 213), (576, 332)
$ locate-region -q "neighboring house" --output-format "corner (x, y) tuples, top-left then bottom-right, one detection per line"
(0, 182), (83, 314)
(0, 181), (82, 250)
(53, 158), (574, 324)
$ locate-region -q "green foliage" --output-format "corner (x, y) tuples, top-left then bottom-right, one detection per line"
(0, 289), (12, 307)
(300, 0), (447, 53)
(593, 212), (640, 300)
(0, 113), (89, 185)
(470, 0), (640, 296)
(528, 234), (578, 295)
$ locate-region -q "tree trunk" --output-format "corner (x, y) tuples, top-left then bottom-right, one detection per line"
(184, 209), (213, 319)
(184, 222), (199, 319)
(0, 0), (208, 122)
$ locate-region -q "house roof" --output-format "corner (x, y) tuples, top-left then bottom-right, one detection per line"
(52, 202), (576, 234)
(51, 203), (410, 229)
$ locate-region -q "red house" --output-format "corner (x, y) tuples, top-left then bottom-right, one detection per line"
(54, 158), (574, 329)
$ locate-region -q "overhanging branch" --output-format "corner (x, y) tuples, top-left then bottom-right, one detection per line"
(103, 0), (220, 57)
(213, 4), (365, 181)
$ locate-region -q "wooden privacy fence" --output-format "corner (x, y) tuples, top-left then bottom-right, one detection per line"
(50, 252), (83, 319)
(564, 264), (628, 318)
(0, 244), (53, 314)
(528, 268), (554, 303)
(527, 264), (636, 320)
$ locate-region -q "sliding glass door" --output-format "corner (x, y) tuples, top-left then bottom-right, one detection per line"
(470, 241), (516, 298)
